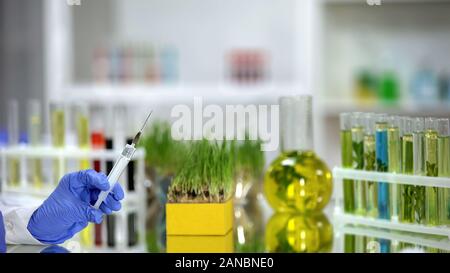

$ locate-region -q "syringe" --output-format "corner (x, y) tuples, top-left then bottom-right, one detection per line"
(93, 111), (152, 210)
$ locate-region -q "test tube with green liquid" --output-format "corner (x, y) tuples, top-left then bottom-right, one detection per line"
(351, 113), (366, 215)
(364, 113), (377, 217)
(399, 117), (414, 223)
(340, 113), (354, 213)
(413, 117), (426, 224)
(7, 100), (20, 187)
(387, 116), (401, 219)
(424, 117), (439, 226)
(28, 100), (43, 188)
(50, 102), (66, 185)
(437, 118), (449, 226)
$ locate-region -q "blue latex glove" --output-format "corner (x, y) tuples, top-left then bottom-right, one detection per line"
(0, 211), (6, 253)
(27, 170), (124, 244)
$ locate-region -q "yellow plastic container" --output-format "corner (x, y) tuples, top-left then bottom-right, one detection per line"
(167, 231), (234, 253)
(166, 199), (233, 236)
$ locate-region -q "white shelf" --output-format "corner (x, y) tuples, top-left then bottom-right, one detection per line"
(340, 225), (450, 251)
(62, 84), (304, 105)
(319, 100), (450, 117)
(333, 167), (450, 188)
(335, 213), (450, 238)
(0, 146), (144, 159)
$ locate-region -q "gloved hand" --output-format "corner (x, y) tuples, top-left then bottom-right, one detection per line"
(27, 170), (124, 244)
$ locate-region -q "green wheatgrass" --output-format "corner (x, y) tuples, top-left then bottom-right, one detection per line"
(438, 135), (450, 225)
(425, 129), (439, 225)
(387, 125), (401, 219)
(364, 134), (377, 217)
(168, 139), (234, 203)
(140, 121), (188, 177)
(352, 125), (366, 215)
(400, 134), (414, 223)
(235, 135), (265, 180)
(341, 130), (355, 213)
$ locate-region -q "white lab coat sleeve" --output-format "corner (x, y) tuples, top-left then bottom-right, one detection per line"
(0, 203), (44, 245)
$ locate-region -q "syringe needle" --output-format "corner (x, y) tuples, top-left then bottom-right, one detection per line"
(132, 110), (153, 145)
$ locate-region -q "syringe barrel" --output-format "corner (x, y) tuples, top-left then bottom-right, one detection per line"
(93, 144), (135, 209)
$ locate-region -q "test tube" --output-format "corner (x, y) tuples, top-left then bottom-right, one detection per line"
(340, 113), (354, 213)
(387, 116), (401, 220)
(412, 117), (426, 224)
(375, 113), (389, 220)
(399, 117), (414, 223)
(50, 102), (66, 185)
(424, 117), (439, 226)
(28, 100), (43, 188)
(351, 113), (366, 215)
(437, 118), (449, 226)
(75, 104), (91, 170)
(7, 100), (20, 187)
(363, 113), (377, 218)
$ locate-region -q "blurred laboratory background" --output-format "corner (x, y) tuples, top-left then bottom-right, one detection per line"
(1, 0), (450, 253)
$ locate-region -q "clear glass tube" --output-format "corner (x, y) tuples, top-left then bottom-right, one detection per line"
(351, 112), (366, 215)
(364, 113), (377, 218)
(412, 117), (425, 224)
(424, 117), (439, 225)
(340, 112), (354, 213)
(74, 104), (91, 170)
(28, 100), (43, 188)
(50, 102), (66, 185)
(387, 116), (401, 219)
(400, 117), (414, 223)
(437, 118), (449, 226)
(7, 100), (20, 187)
(375, 114), (389, 220)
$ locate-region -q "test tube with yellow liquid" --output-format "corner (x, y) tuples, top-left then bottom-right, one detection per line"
(437, 119), (449, 226)
(50, 102), (66, 185)
(75, 104), (94, 248)
(28, 100), (44, 189)
(7, 100), (20, 187)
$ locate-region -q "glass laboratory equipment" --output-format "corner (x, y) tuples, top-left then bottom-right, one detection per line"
(50, 102), (66, 185)
(375, 114), (389, 220)
(399, 118), (414, 223)
(351, 113), (366, 215)
(340, 112), (354, 213)
(413, 117), (426, 224)
(264, 96), (332, 213)
(7, 100), (20, 187)
(28, 100), (43, 188)
(437, 119), (449, 226)
(424, 117), (439, 226)
(364, 113), (377, 217)
(387, 116), (401, 219)
(265, 212), (333, 253)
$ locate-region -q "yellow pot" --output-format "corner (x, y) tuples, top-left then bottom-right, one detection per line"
(166, 199), (233, 236)
(167, 231), (234, 253)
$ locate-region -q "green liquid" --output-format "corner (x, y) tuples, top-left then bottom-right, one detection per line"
(438, 136), (450, 226)
(341, 130), (354, 213)
(364, 134), (377, 217)
(352, 126), (366, 215)
(388, 127), (401, 218)
(425, 130), (439, 226)
(77, 115), (90, 170)
(31, 159), (43, 188)
(264, 151), (332, 212)
(413, 132), (426, 224)
(400, 134), (414, 223)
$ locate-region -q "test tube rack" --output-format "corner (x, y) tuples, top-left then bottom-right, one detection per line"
(333, 167), (450, 239)
(0, 146), (147, 253)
